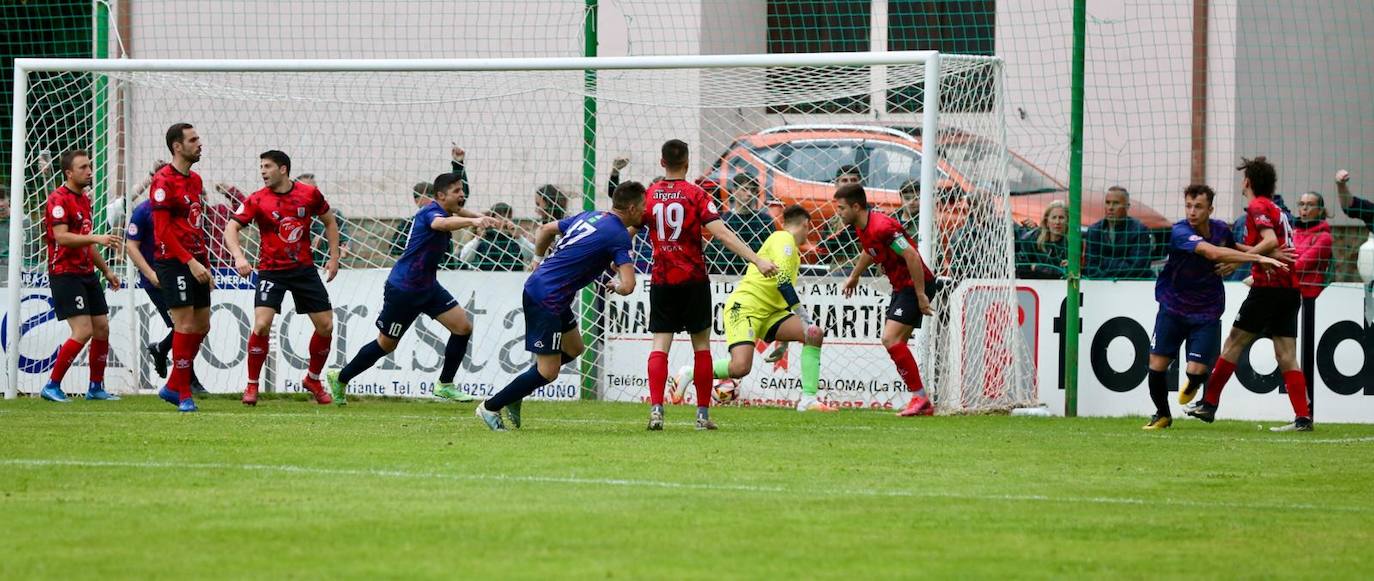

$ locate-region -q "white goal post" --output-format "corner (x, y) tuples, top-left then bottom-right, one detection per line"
(5, 50), (1031, 412)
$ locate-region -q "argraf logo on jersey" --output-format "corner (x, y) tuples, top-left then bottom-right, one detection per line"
(51, 205), (65, 219)
(277, 217), (307, 244)
(152, 188), (166, 202)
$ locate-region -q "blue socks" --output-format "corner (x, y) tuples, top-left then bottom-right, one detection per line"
(485, 367), (551, 412)
(339, 340), (388, 385)
(439, 333), (471, 383)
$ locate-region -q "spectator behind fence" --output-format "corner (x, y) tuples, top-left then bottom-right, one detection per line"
(461, 202), (532, 271)
(897, 179), (921, 240)
(1293, 191), (1333, 299)
(298, 174), (353, 266)
(391, 180), (434, 258)
(1336, 169), (1374, 233)
(606, 155), (657, 273)
(708, 173), (774, 274)
(1016, 200), (1069, 279)
(820, 165), (864, 271)
(207, 182), (248, 269)
(1084, 186), (1155, 279)
(0, 186), (14, 274)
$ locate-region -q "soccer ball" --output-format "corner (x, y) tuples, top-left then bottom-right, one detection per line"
(712, 379), (741, 404)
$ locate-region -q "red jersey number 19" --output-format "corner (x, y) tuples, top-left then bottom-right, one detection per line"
(653, 202), (684, 241)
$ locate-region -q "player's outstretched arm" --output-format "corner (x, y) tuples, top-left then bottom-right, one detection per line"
(431, 214), (497, 232)
(51, 223), (118, 250)
(1194, 241), (1291, 269)
(704, 220), (778, 276)
(842, 252), (875, 298)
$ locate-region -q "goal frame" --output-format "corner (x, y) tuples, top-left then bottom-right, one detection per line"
(5, 50), (966, 399)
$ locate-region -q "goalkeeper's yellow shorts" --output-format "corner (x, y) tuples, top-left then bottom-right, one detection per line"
(722, 295), (793, 349)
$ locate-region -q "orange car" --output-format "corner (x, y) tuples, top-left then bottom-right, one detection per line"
(700, 124), (1169, 262)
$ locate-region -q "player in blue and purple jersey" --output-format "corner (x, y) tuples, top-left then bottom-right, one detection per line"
(125, 195), (205, 393)
(327, 171), (501, 405)
(1142, 184), (1290, 430)
(475, 181), (645, 431)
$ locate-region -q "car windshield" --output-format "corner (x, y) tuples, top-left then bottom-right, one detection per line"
(777, 140), (861, 184)
(941, 141), (1063, 195)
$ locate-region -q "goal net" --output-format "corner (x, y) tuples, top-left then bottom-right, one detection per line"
(5, 52), (1033, 412)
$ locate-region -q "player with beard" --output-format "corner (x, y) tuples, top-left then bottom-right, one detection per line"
(224, 150), (340, 406)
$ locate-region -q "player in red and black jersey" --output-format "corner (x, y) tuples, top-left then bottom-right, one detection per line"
(223, 150), (339, 406)
(642, 139), (778, 431)
(38, 150), (122, 403)
(151, 123), (211, 412)
(835, 184), (940, 417)
(1189, 157), (1312, 431)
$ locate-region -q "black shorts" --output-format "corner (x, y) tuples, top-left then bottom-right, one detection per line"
(50, 273), (109, 321)
(1233, 287), (1301, 338)
(155, 259), (212, 309)
(648, 281), (713, 334)
(256, 267), (332, 314)
(523, 292), (578, 354)
(375, 282), (460, 340)
(887, 284), (939, 328)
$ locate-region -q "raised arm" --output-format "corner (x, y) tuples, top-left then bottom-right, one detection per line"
(1336, 170), (1355, 210)
(704, 219), (778, 276)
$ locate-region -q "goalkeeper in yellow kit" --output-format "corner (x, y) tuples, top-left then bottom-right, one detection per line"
(671, 204), (837, 412)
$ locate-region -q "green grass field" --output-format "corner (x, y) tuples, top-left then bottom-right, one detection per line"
(1, 395), (1371, 579)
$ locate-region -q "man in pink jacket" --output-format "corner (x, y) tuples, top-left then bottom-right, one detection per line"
(1293, 192), (1333, 299)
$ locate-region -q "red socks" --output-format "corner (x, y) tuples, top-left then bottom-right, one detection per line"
(308, 332), (332, 381)
(1282, 369), (1311, 418)
(885, 343), (925, 394)
(49, 339), (84, 383)
(648, 350), (668, 405)
(693, 350), (713, 408)
(247, 333), (269, 384)
(169, 331), (202, 400)
(1202, 357), (1237, 406)
(88, 339), (108, 383)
